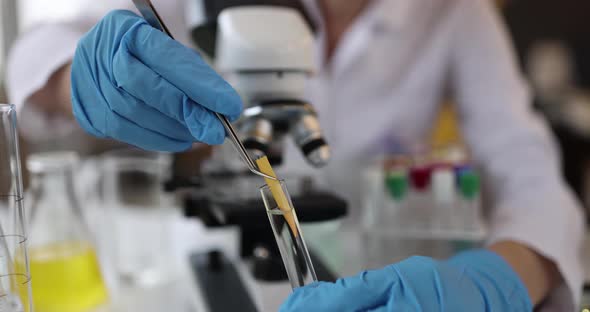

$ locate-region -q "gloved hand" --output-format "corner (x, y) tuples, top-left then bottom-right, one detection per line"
(281, 249), (532, 312)
(71, 10), (242, 152)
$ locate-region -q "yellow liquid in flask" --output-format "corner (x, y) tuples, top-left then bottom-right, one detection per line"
(27, 241), (108, 312)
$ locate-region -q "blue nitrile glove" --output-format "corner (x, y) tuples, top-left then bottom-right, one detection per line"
(281, 249), (532, 312)
(71, 10), (242, 152)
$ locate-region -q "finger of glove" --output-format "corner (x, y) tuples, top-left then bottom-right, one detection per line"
(280, 267), (399, 312)
(366, 306), (389, 312)
(73, 10), (167, 140)
(390, 256), (447, 311)
(122, 21), (242, 120)
(114, 90), (225, 145)
(112, 50), (226, 143)
(105, 90), (196, 144)
(71, 62), (108, 138)
(105, 110), (192, 152)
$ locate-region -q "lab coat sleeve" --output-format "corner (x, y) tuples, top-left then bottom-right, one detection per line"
(448, 0), (584, 309)
(5, 19), (97, 142)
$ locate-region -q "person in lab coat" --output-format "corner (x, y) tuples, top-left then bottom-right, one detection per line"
(5, 0), (583, 311)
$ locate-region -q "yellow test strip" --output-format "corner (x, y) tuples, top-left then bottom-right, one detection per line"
(256, 156), (299, 237)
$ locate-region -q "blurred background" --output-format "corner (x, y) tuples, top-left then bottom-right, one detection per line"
(2, 0), (590, 311)
(0, 0), (91, 84)
(3, 0), (590, 214)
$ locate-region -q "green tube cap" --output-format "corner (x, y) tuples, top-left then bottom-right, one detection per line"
(459, 171), (480, 199)
(385, 171), (408, 201)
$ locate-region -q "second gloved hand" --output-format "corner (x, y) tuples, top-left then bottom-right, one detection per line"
(281, 249), (532, 312)
(71, 10), (242, 151)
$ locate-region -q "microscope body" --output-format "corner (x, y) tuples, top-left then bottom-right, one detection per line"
(172, 6), (347, 311)
(215, 6), (330, 167)
(178, 3), (348, 261)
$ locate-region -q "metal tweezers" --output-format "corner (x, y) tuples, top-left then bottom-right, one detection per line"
(132, 0), (277, 181)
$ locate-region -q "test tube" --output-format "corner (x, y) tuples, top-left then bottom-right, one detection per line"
(457, 169), (481, 232)
(431, 166), (455, 231)
(384, 169), (409, 226)
(0, 104), (32, 312)
(408, 165), (433, 228)
(260, 181), (317, 289)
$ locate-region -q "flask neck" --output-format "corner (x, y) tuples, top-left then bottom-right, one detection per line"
(28, 167), (90, 246)
(31, 168), (76, 206)
(34, 168), (70, 188)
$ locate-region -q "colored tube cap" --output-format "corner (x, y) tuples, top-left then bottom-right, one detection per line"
(410, 166), (432, 191)
(385, 171), (408, 200)
(459, 171), (480, 199)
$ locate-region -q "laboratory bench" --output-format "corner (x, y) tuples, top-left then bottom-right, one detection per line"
(64, 157), (482, 312)
(86, 210), (481, 311)
(39, 157), (587, 312)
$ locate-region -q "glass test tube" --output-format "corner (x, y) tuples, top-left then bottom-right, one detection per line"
(0, 104), (32, 312)
(102, 148), (171, 287)
(260, 181), (317, 289)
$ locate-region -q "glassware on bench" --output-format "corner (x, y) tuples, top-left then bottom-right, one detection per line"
(260, 181), (317, 289)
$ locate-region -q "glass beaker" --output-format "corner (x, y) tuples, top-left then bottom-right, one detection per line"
(260, 181), (317, 289)
(26, 151), (108, 312)
(0, 104), (32, 312)
(102, 148), (171, 287)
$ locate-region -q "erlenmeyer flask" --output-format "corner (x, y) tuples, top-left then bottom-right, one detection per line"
(26, 152), (108, 312)
(0, 104), (32, 312)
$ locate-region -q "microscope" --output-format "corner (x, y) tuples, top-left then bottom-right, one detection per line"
(214, 6), (330, 167)
(164, 2), (348, 311)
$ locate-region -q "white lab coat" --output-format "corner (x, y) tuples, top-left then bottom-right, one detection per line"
(6, 0), (583, 310)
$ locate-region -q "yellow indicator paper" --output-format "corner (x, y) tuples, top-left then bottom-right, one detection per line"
(256, 156), (299, 237)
